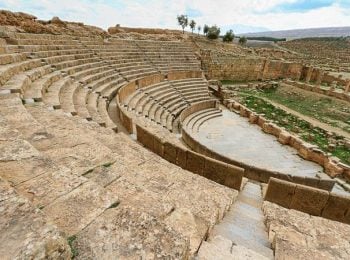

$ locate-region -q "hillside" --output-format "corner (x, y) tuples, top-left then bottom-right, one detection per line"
(240, 26), (350, 39)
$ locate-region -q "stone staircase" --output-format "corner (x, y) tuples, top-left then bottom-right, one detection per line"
(198, 181), (274, 259)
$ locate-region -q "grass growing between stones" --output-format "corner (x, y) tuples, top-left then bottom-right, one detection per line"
(221, 79), (250, 85)
(67, 235), (78, 259)
(239, 86), (350, 133)
(239, 94), (350, 165)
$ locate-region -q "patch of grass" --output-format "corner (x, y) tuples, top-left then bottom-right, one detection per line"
(102, 162), (113, 168)
(238, 87), (350, 133)
(82, 168), (94, 176)
(67, 235), (78, 259)
(108, 201), (120, 209)
(221, 79), (249, 85)
(240, 95), (350, 164)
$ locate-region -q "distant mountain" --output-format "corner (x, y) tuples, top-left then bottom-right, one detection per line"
(221, 24), (270, 34)
(238, 27), (350, 39)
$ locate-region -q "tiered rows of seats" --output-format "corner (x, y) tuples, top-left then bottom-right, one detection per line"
(0, 33), (204, 133)
(280, 38), (350, 72)
(124, 77), (213, 132)
(135, 40), (201, 72)
(182, 107), (222, 133)
(0, 32), (235, 258)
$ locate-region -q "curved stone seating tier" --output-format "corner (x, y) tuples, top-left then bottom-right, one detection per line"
(0, 91), (235, 258)
(120, 75), (211, 132)
(183, 108), (223, 133)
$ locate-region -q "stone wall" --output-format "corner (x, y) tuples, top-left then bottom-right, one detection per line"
(181, 121), (334, 191)
(201, 50), (303, 81)
(264, 178), (350, 224)
(136, 124), (244, 191)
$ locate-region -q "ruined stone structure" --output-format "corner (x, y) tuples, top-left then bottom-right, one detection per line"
(0, 10), (350, 260)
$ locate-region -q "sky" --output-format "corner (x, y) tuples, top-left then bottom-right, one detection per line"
(0, 0), (349, 33)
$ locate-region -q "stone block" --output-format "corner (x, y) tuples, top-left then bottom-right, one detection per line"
(303, 177), (319, 188)
(136, 125), (153, 151)
(203, 157), (227, 185)
(324, 159), (344, 177)
(186, 151), (204, 175)
(163, 142), (177, 164)
(262, 122), (281, 137)
(257, 116), (266, 128)
(317, 179), (335, 191)
(264, 178), (296, 208)
(322, 194), (350, 223)
(244, 166), (261, 182)
(290, 185), (329, 216)
(308, 148), (326, 165)
(225, 164), (244, 190)
(153, 136), (164, 157)
(291, 175), (305, 185)
(289, 136), (303, 150)
(248, 113), (259, 124)
(176, 146), (188, 169)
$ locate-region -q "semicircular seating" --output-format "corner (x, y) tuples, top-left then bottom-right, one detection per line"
(123, 76), (215, 132)
(0, 32), (206, 134)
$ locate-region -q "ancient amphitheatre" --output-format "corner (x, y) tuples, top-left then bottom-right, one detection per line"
(0, 8), (350, 259)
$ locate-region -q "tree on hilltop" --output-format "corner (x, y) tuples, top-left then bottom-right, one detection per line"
(197, 25), (202, 35)
(177, 15), (188, 34)
(223, 29), (235, 42)
(189, 20), (196, 34)
(203, 24), (209, 35)
(239, 36), (247, 45)
(206, 25), (220, 40)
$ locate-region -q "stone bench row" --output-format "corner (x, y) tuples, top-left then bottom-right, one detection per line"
(183, 108), (222, 133)
(265, 177), (350, 224)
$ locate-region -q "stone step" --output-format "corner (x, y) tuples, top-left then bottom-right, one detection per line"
(197, 235), (270, 260)
(209, 181), (274, 259)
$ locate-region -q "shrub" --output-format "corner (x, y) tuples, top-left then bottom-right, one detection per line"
(239, 36), (247, 45)
(223, 29), (234, 42)
(206, 25), (220, 39)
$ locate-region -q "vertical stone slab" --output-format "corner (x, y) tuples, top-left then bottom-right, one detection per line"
(264, 178), (296, 208)
(224, 164), (244, 191)
(185, 150), (204, 175)
(163, 142), (177, 164)
(203, 157), (227, 185)
(153, 136), (164, 157)
(322, 194), (350, 222)
(176, 146), (187, 169)
(136, 125), (153, 151)
(290, 185), (329, 216)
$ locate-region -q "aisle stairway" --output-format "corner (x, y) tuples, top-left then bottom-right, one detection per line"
(198, 181), (274, 259)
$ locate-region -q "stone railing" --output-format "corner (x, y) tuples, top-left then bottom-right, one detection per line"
(136, 125), (244, 191)
(181, 120), (335, 191)
(264, 178), (350, 224)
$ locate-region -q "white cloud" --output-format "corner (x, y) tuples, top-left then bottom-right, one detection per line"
(0, 0), (349, 32)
